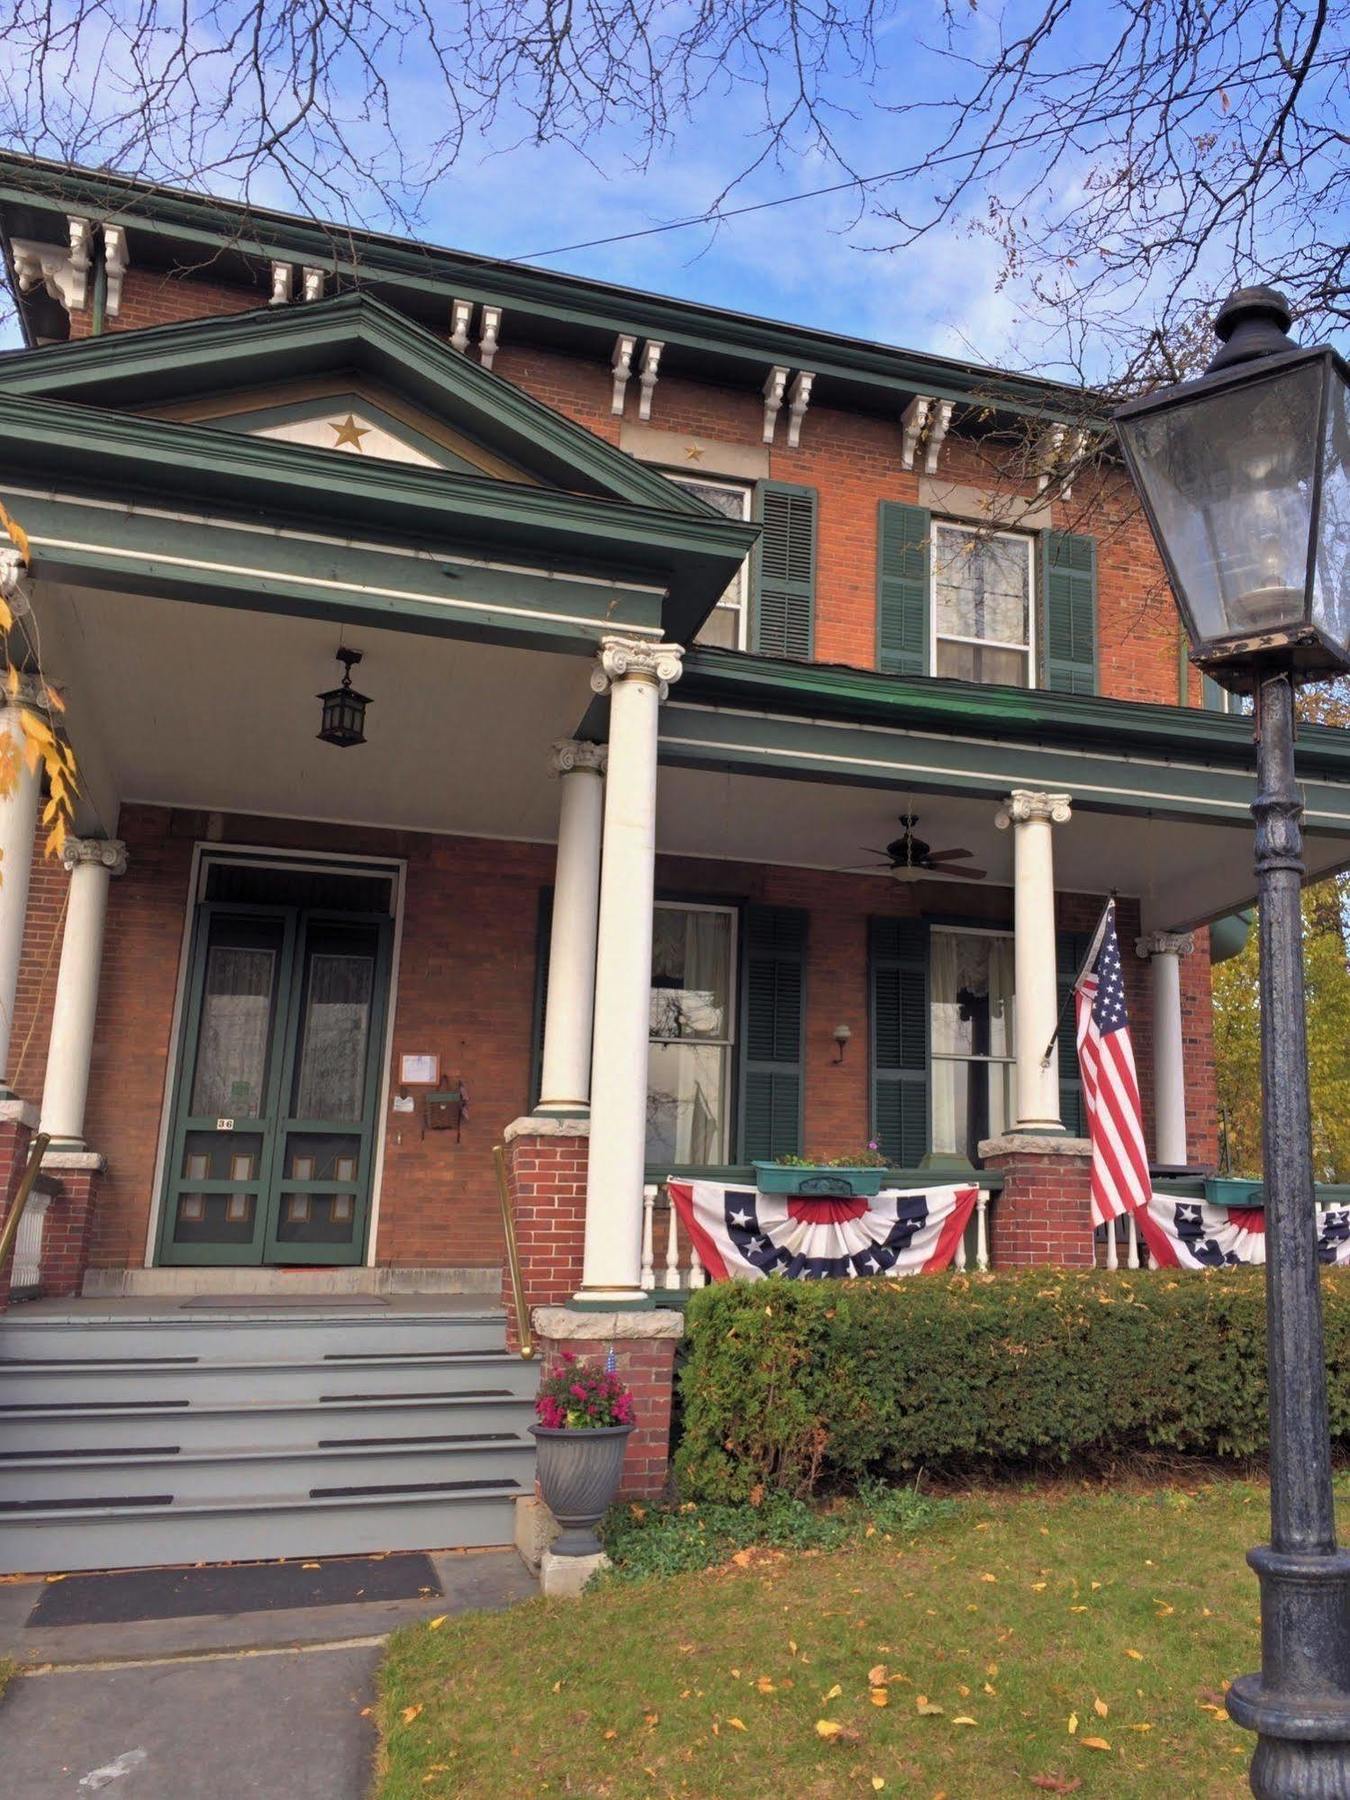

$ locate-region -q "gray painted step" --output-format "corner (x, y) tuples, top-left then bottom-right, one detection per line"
(0, 1311), (507, 1362)
(0, 1352), (531, 1406)
(0, 1434), (537, 1504)
(0, 1391), (538, 1454)
(0, 1482), (525, 1574)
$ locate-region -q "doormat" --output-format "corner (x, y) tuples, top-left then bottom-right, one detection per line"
(26, 1550), (442, 1627)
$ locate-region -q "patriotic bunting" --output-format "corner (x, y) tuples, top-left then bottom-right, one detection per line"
(1135, 1194), (1350, 1270)
(666, 1179), (977, 1282)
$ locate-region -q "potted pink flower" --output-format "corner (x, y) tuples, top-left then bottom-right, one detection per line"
(531, 1350), (635, 1557)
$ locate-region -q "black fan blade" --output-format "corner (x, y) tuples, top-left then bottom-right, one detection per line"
(926, 862), (987, 880)
(921, 846), (973, 861)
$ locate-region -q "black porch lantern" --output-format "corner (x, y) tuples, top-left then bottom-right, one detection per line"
(1115, 286), (1350, 694)
(317, 647), (371, 747)
(1115, 293), (1350, 1799)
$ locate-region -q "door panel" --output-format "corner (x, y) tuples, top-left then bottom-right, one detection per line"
(158, 903), (390, 1268)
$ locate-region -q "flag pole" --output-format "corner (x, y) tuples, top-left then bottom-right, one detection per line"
(1038, 895), (1116, 1069)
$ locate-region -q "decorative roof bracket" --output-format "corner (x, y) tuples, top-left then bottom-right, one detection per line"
(450, 297), (474, 353)
(302, 266), (325, 302)
(269, 261), (293, 306)
(786, 370), (815, 449)
(611, 333), (636, 415)
(638, 339), (664, 420)
(103, 224), (129, 317)
(1039, 425), (1089, 498)
(478, 305), (502, 370)
(923, 400), (954, 474)
(899, 394), (931, 470)
(762, 365), (789, 444)
(12, 216), (93, 314)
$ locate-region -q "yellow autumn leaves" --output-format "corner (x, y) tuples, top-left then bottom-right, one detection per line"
(0, 500), (77, 861)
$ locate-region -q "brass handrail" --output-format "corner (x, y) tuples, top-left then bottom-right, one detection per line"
(0, 1132), (51, 1278)
(493, 1142), (534, 1360)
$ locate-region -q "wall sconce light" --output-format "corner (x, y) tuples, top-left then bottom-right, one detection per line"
(832, 1023), (853, 1063)
(317, 647), (372, 747)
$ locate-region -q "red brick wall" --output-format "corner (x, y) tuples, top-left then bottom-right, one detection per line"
(534, 1327), (679, 1499)
(502, 1131), (588, 1337)
(71, 265), (261, 338)
(984, 1144), (1095, 1267)
(10, 837), (68, 1099)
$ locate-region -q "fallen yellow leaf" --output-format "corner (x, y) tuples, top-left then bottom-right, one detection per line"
(915, 1696), (945, 1716)
(816, 1720), (843, 1739)
(868, 1664), (888, 1685)
(755, 1677), (776, 1694)
(952, 1716), (977, 1726)
(401, 1705), (423, 1725)
(980, 1572), (998, 1583)
(872, 1781), (886, 1792)
(603, 1728), (618, 1740)
(1093, 1698), (1108, 1718)
(1031, 1581), (1048, 1591)
(1081, 1737), (1112, 1752)
(726, 1717), (746, 1731)
(1126, 1649), (1144, 1661)
(822, 1683), (843, 1702)
(870, 1688), (889, 1708)
(1067, 1712), (1079, 1735)
(427, 1616), (447, 1630)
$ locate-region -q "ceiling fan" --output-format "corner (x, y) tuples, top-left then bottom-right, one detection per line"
(841, 814), (987, 882)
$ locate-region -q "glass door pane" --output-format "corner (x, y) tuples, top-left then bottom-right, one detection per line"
(162, 911), (293, 1264)
(265, 917), (389, 1265)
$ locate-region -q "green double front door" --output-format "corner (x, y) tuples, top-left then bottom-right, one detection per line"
(158, 901), (392, 1266)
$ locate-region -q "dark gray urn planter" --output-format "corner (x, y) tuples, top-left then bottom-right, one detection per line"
(530, 1423), (633, 1556)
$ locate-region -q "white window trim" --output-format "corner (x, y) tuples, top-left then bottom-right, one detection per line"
(668, 475), (752, 651)
(649, 899), (739, 1164)
(930, 521), (1037, 690)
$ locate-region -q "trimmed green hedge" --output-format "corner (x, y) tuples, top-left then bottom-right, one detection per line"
(673, 1269), (1350, 1502)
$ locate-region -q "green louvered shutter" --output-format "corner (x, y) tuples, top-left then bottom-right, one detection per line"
(870, 917), (930, 1167)
(1056, 928), (1091, 1135)
(876, 501), (931, 676)
(1041, 531), (1098, 693)
(752, 482), (816, 659)
(738, 905), (807, 1159)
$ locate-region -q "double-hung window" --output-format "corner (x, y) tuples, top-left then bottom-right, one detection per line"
(671, 477), (752, 649)
(933, 523), (1034, 687)
(930, 927), (1016, 1164)
(646, 903), (737, 1165)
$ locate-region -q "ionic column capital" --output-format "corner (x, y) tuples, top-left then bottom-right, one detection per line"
(995, 790), (1073, 830)
(590, 636), (685, 700)
(1136, 929), (1195, 961)
(62, 838), (127, 876)
(550, 738), (609, 778)
(0, 547), (33, 618)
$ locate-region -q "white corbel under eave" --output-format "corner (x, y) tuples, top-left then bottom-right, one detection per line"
(103, 224), (129, 317)
(638, 340), (664, 421)
(11, 217), (93, 315)
(786, 370), (815, 449)
(450, 297), (473, 353)
(761, 365), (789, 445)
(611, 334), (636, 415)
(269, 261), (293, 306)
(478, 305), (502, 370)
(923, 400), (954, 474)
(899, 395), (931, 471)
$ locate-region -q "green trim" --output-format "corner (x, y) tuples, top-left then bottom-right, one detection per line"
(202, 391), (487, 475)
(0, 154), (1095, 423)
(0, 289), (724, 518)
(566, 1295), (656, 1313)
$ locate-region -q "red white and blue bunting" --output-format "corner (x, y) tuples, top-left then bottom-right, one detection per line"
(666, 1180), (978, 1282)
(1135, 1194), (1350, 1270)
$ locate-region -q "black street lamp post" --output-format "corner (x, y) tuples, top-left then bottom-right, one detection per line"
(1116, 291), (1350, 1798)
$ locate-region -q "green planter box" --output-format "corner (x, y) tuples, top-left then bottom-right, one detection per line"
(1205, 1176), (1264, 1208)
(752, 1162), (886, 1199)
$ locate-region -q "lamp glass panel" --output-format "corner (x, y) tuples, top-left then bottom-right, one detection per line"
(1122, 360), (1323, 644)
(1313, 366), (1350, 655)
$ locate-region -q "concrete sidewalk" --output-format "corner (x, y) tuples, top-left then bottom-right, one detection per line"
(0, 1548), (536, 1797)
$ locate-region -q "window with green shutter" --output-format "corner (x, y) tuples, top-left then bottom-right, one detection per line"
(877, 501), (931, 676)
(737, 905), (807, 1159)
(1056, 928), (1091, 1134)
(751, 481), (816, 659)
(1041, 531), (1098, 693)
(869, 916), (930, 1167)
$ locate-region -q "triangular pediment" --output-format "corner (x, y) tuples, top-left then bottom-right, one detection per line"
(0, 290), (714, 514)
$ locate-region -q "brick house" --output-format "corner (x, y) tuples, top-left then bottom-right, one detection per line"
(0, 154), (1347, 1572)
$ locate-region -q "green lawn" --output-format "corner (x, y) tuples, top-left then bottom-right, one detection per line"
(375, 1479), (1349, 1799)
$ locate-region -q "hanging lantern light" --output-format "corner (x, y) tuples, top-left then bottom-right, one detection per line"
(316, 647), (371, 747)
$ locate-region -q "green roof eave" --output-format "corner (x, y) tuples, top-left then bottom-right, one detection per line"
(0, 153), (1096, 424)
(0, 390), (757, 637)
(673, 647), (1350, 778)
(0, 288), (722, 520)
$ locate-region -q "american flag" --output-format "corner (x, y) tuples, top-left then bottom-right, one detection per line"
(1074, 903), (1152, 1226)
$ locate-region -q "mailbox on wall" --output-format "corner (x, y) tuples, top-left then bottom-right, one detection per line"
(423, 1078), (466, 1135)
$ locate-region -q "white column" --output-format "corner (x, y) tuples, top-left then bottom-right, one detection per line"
(39, 838), (126, 1149)
(995, 790), (1073, 1134)
(537, 740), (607, 1113)
(1135, 929), (1194, 1167)
(576, 636), (683, 1304)
(0, 696), (42, 1095)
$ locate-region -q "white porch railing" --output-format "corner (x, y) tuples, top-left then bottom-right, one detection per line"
(1095, 1211), (1142, 1271)
(640, 1181), (993, 1290)
(10, 1187), (51, 1295)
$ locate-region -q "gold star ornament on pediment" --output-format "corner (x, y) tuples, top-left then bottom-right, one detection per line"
(329, 414), (371, 451)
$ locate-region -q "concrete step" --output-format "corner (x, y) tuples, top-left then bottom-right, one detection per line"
(0, 1480), (526, 1574)
(0, 1309), (507, 1362)
(0, 1433), (537, 1505)
(0, 1391), (539, 1455)
(0, 1351), (533, 1407)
